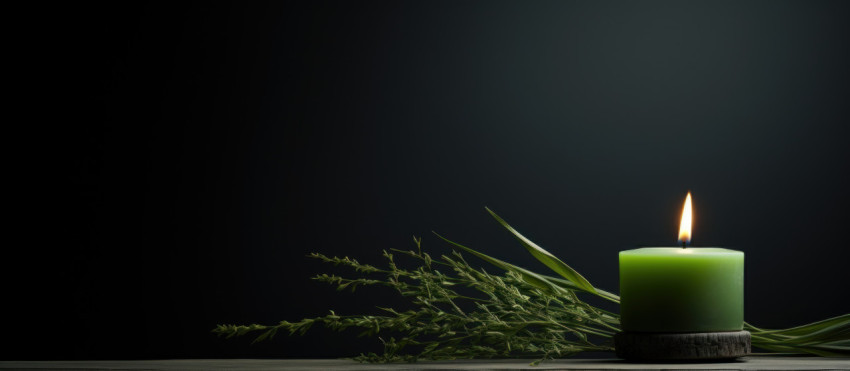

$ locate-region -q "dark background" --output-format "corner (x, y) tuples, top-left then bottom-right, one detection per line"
(9, 0), (850, 360)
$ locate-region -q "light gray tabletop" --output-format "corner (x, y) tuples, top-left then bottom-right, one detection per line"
(1, 357), (848, 370)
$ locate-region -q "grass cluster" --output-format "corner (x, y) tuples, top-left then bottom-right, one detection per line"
(214, 208), (849, 363)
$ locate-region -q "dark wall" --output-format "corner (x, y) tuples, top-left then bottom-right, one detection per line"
(10, 0), (850, 360)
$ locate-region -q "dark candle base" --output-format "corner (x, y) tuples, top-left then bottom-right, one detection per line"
(614, 330), (751, 361)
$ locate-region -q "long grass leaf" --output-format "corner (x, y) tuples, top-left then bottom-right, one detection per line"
(541, 275), (621, 303)
(756, 314), (850, 337)
(485, 207), (596, 294)
(432, 232), (568, 297)
(751, 342), (849, 357)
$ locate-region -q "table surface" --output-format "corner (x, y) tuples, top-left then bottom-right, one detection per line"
(1, 357), (848, 370)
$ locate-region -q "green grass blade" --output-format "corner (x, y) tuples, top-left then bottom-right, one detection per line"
(432, 232), (569, 297)
(541, 275), (621, 304)
(485, 207), (597, 294)
(751, 342), (849, 357)
(749, 315), (850, 356)
(748, 314), (850, 346)
(823, 339), (850, 347)
(793, 325), (850, 344)
(760, 314), (850, 337)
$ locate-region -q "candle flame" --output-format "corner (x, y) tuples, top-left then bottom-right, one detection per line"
(678, 192), (692, 245)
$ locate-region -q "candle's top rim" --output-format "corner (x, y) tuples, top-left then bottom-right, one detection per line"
(621, 247), (742, 255)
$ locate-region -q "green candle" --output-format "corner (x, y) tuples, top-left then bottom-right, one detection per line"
(619, 192), (744, 333)
(619, 247), (744, 332)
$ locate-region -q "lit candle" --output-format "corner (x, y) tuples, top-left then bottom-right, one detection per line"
(619, 192), (744, 332)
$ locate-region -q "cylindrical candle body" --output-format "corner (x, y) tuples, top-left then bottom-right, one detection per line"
(619, 248), (744, 333)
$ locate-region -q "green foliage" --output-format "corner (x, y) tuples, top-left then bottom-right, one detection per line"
(484, 207), (597, 295)
(214, 239), (616, 364)
(745, 315), (850, 357)
(214, 209), (850, 362)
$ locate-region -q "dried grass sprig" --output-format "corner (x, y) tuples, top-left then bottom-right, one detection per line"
(214, 209), (849, 363)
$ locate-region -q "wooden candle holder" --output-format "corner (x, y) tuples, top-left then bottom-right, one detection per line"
(614, 330), (751, 361)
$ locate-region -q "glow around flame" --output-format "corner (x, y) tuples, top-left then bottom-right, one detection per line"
(678, 192), (692, 244)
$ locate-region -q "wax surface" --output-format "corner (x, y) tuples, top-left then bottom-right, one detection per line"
(619, 248), (744, 333)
